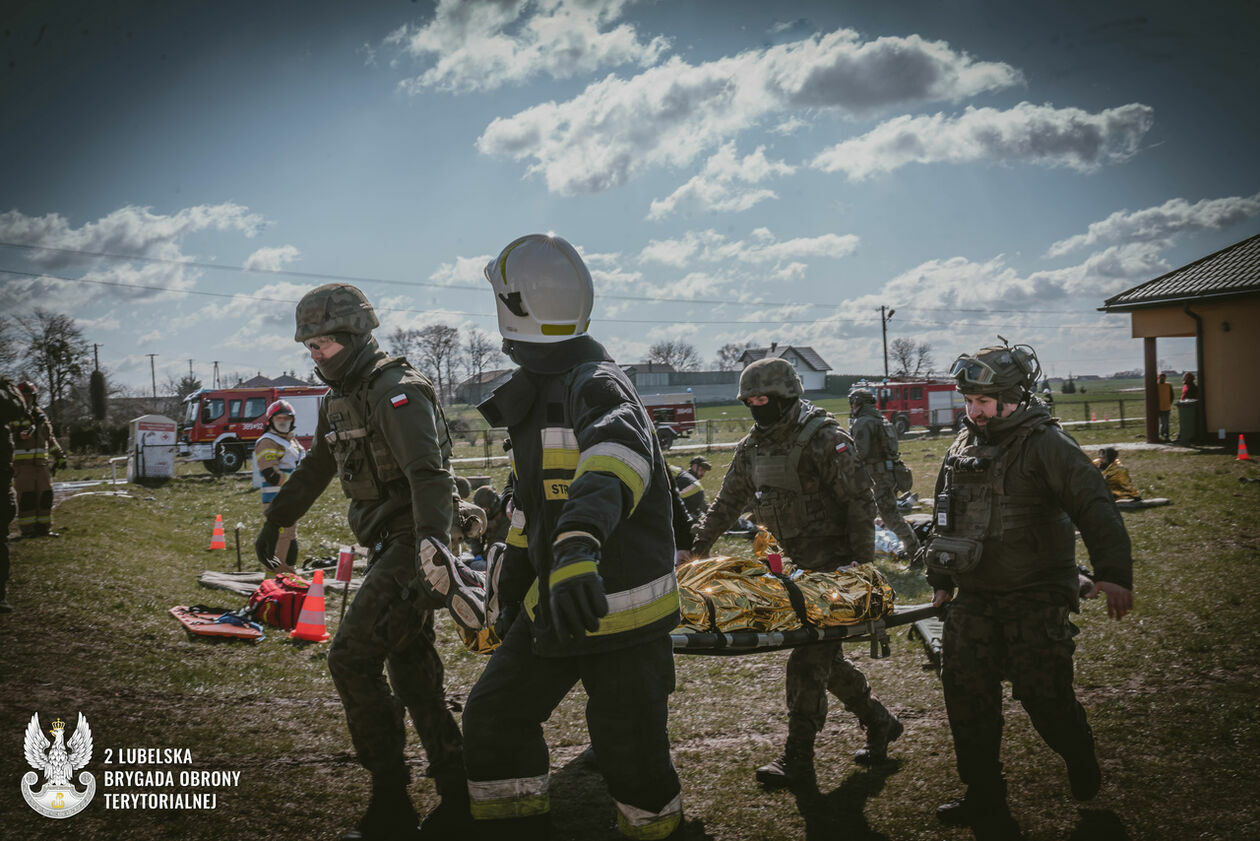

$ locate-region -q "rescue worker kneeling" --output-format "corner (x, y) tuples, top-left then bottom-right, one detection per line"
(464, 234), (684, 841)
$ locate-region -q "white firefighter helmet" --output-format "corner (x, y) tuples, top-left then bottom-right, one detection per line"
(484, 234), (593, 343)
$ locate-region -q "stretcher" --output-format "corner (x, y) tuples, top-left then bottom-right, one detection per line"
(170, 605), (266, 643)
(671, 602), (942, 659)
(1115, 497), (1171, 509)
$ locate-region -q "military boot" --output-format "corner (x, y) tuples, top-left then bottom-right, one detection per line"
(340, 774), (420, 841)
(854, 715), (903, 765)
(755, 737), (816, 789)
(1066, 751), (1102, 801)
(936, 782), (1008, 827)
(418, 773), (473, 839)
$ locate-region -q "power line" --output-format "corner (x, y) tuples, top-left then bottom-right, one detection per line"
(0, 240), (1106, 314)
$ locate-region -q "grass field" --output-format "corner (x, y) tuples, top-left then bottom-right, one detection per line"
(3, 431), (1257, 840)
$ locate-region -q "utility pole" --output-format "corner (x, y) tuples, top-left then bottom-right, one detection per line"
(188, 359), (194, 378)
(880, 306), (896, 379)
(146, 353), (158, 399)
(212, 361), (220, 389)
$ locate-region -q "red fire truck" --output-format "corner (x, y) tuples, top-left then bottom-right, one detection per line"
(179, 385), (328, 474)
(852, 378), (965, 436)
(641, 392), (697, 450)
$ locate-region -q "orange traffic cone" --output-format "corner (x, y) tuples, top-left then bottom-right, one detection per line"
(290, 569), (331, 642)
(1091, 411), (1097, 422)
(208, 514), (227, 550)
(1238, 435), (1252, 461)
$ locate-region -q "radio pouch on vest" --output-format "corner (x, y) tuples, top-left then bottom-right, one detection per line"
(924, 534), (983, 575)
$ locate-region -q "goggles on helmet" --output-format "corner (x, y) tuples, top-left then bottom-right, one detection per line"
(949, 355), (998, 386)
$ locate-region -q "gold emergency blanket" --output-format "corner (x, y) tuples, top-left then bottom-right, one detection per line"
(1093, 457), (1141, 500)
(674, 555), (895, 634)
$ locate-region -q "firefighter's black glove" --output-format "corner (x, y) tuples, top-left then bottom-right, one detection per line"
(53, 454), (67, 475)
(549, 534), (608, 641)
(254, 520), (283, 571)
(260, 466), (283, 487)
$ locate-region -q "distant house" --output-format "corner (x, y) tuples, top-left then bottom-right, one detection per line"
(454, 369), (514, 405)
(737, 344), (833, 391)
(237, 373), (311, 388)
(1101, 231), (1260, 447)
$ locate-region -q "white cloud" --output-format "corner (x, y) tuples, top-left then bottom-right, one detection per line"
(0, 203), (267, 310)
(389, 0), (669, 94)
(1046, 192), (1260, 257)
(770, 116), (808, 136)
(812, 102), (1154, 180)
(243, 244), (301, 272)
(638, 228), (858, 267)
(478, 29), (1020, 194)
(429, 254), (492, 286)
(648, 142), (795, 220)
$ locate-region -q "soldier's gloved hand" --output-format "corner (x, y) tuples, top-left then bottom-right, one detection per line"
(254, 520), (282, 570)
(549, 534), (608, 641)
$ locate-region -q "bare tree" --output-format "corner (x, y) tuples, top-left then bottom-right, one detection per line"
(387, 326), (419, 359)
(647, 339), (702, 371)
(0, 315), (21, 376)
(461, 328), (503, 405)
(416, 324), (460, 402)
(15, 309), (90, 429)
(889, 337), (933, 377)
(714, 341), (753, 371)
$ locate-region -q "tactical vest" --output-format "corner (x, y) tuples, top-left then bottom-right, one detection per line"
(928, 421), (1069, 573)
(322, 357), (446, 501)
(749, 411), (848, 544)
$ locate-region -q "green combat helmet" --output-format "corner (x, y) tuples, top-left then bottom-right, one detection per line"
(738, 357), (804, 401)
(294, 283), (380, 342)
(848, 387), (876, 411)
(949, 339), (1041, 402)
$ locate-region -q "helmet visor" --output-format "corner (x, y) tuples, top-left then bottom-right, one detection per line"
(950, 355), (998, 386)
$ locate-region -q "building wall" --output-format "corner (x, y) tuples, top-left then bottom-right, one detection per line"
(1131, 298), (1260, 436)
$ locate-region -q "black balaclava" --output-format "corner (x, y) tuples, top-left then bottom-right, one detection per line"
(316, 332), (375, 383)
(751, 395), (798, 429)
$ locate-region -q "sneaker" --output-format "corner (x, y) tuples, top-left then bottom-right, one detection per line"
(418, 537), (486, 631)
(854, 716), (903, 765)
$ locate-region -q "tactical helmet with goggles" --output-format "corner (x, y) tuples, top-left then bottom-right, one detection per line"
(738, 358), (804, 401)
(950, 339), (1041, 401)
(294, 283), (380, 343)
(848, 387), (876, 410)
(485, 234), (593, 344)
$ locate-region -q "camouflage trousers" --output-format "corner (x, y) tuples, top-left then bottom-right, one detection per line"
(786, 641), (892, 741)
(870, 470), (918, 553)
(327, 534), (464, 787)
(941, 593), (1094, 794)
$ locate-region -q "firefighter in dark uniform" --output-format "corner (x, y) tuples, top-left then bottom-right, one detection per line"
(670, 455), (710, 521)
(691, 359), (902, 788)
(1, 377), (28, 612)
(10, 381), (66, 537)
(464, 234), (684, 841)
(848, 387), (920, 557)
(254, 284), (470, 841)
(926, 341), (1134, 840)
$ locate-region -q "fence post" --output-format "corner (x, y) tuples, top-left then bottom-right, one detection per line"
(483, 430), (491, 469)
(705, 419), (714, 452)
(1084, 401), (1091, 427)
(1119, 399), (1126, 429)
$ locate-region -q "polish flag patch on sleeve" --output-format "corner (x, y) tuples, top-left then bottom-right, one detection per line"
(390, 393), (409, 409)
(834, 442), (848, 454)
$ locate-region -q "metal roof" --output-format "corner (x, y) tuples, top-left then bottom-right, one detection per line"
(1101, 232), (1260, 311)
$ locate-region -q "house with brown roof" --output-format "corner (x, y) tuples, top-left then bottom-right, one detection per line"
(737, 343), (833, 391)
(1101, 232), (1260, 448)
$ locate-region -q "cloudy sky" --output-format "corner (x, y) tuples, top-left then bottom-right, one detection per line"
(3, 0), (1258, 392)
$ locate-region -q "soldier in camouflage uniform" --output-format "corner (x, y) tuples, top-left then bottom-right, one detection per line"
(255, 284), (469, 841)
(1, 377), (28, 612)
(848, 387), (919, 558)
(926, 341), (1133, 840)
(692, 358), (902, 789)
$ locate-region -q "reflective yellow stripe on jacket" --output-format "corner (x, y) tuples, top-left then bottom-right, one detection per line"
(524, 570), (678, 638)
(575, 441), (650, 513)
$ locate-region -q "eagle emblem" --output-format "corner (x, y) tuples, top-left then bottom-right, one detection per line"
(21, 712), (96, 819)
